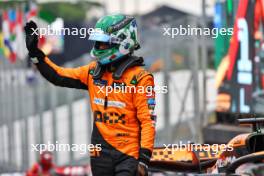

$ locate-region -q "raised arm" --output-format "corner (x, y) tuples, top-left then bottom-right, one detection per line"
(24, 21), (89, 89)
(35, 56), (89, 89)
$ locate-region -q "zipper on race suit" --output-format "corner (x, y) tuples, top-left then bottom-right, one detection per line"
(104, 75), (110, 110)
(104, 96), (108, 109)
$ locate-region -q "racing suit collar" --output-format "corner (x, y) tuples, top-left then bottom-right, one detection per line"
(93, 55), (144, 80)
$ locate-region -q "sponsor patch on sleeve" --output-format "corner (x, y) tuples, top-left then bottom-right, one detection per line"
(147, 98), (156, 105)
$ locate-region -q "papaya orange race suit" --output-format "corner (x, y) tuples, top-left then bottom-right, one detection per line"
(34, 55), (157, 175)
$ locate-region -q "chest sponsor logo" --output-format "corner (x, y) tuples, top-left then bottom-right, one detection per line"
(116, 133), (130, 137)
(94, 111), (126, 124)
(93, 98), (126, 108)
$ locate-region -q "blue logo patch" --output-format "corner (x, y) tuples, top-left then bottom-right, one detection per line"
(147, 98), (156, 105)
(93, 79), (108, 86)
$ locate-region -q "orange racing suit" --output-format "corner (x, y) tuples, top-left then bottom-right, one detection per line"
(35, 56), (156, 175)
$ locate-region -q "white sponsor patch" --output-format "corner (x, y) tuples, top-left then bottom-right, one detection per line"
(108, 100), (126, 108)
(93, 98), (126, 108)
(93, 98), (104, 105)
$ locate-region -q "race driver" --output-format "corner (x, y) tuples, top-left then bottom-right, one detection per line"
(26, 151), (55, 176)
(24, 14), (157, 176)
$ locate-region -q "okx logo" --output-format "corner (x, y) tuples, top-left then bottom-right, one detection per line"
(94, 111), (126, 124)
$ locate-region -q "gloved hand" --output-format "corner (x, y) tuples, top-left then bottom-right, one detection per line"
(24, 21), (45, 63)
(137, 162), (148, 176)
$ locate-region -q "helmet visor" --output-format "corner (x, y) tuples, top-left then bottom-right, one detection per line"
(94, 41), (118, 50)
(89, 32), (110, 42)
(89, 31), (121, 44)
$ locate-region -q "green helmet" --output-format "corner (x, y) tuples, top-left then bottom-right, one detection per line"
(89, 14), (139, 65)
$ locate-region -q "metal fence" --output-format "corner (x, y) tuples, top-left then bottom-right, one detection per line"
(138, 16), (215, 144)
(0, 55), (93, 171)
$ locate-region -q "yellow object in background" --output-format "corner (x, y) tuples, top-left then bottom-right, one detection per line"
(0, 32), (10, 59)
(215, 55), (230, 89)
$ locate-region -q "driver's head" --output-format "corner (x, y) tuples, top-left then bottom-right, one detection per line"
(89, 14), (140, 65)
(39, 151), (53, 169)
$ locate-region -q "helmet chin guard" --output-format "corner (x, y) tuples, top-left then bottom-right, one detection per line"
(92, 55), (144, 80)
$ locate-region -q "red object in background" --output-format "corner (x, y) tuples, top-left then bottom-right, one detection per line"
(39, 36), (46, 48)
(227, 0), (249, 80)
(26, 151), (55, 176)
(227, 0), (264, 80)
(55, 165), (91, 176)
(254, 0), (264, 31)
(262, 74), (264, 89)
(39, 151), (53, 170)
(16, 10), (23, 27)
(26, 162), (55, 176)
(9, 52), (16, 63)
(2, 10), (8, 21)
(26, 2), (38, 21)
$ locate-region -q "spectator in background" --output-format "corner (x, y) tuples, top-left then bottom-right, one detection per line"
(26, 151), (55, 176)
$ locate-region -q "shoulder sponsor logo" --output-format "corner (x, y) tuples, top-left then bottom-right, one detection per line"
(130, 75), (137, 85)
(89, 68), (95, 75)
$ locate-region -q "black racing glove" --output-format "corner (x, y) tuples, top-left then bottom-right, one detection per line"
(138, 148), (151, 176)
(24, 21), (45, 63)
(138, 148), (151, 166)
(137, 162), (148, 176)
